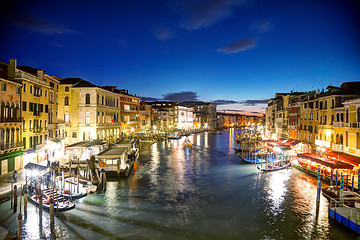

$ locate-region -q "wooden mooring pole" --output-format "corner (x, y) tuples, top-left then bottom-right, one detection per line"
(24, 189), (28, 218)
(13, 185), (17, 213)
(50, 198), (55, 232)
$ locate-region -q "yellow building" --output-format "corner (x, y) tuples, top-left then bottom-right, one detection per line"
(11, 60), (52, 165)
(0, 60), (23, 174)
(58, 79), (123, 144)
(336, 98), (360, 156)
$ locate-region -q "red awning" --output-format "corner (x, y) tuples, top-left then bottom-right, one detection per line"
(297, 153), (354, 169)
(327, 151), (360, 166)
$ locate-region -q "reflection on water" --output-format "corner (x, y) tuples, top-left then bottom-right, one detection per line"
(0, 129), (356, 239)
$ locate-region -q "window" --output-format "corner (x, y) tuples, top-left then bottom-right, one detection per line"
(40, 135), (42, 144)
(23, 83), (26, 92)
(124, 105), (130, 111)
(65, 86), (70, 92)
(40, 89), (43, 96)
(22, 101), (27, 111)
(86, 94), (90, 104)
(85, 112), (90, 124)
(45, 90), (47, 97)
(30, 85), (33, 94)
(64, 96), (69, 106)
(29, 120), (32, 130)
(29, 102), (33, 112)
(1, 83), (6, 91)
(45, 105), (48, 113)
(64, 112), (69, 123)
(72, 132), (77, 138)
(45, 120), (47, 129)
(16, 87), (21, 94)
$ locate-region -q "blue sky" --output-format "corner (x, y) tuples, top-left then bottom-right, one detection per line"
(1, 0), (360, 115)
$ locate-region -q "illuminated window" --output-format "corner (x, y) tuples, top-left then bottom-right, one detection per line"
(64, 112), (69, 123)
(65, 86), (69, 92)
(85, 112), (90, 123)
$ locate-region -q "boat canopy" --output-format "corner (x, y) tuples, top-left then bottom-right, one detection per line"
(97, 147), (128, 159)
(24, 163), (48, 172)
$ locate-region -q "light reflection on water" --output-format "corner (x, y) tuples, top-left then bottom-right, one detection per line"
(0, 129), (357, 239)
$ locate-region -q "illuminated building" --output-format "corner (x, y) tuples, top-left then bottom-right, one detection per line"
(0, 60), (23, 174)
(174, 106), (194, 130)
(11, 60), (55, 164)
(180, 101), (217, 129)
(139, 101), (152, 132)
(58, 79), (123, 144)
(150, 101), (177, 131)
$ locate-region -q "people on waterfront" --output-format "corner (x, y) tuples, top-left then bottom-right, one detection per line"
(13, 170), (17, 182)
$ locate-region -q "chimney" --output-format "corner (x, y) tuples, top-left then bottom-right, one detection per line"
(317, 89), (320, 94)
(37, 69), (44, 80)
(8, 59), (17, 78)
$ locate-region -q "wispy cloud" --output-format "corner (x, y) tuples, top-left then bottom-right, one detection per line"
(51, 41), (63, 47)
(218, 37), (258, 54)
(218, 109), (245, 112)
(210, 99), (238, 105)
(176, 0), (246, 30)
(239, 99), (268, 106)
(154, 26), (174, 40)
(163, 91), (199, 102)
(140, 96), (162, 101)
(12, 15), (76, 35)
(252, 21), (274, 33)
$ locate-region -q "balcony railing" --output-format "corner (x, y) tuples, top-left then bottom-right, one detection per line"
(0, 142), (23, 150)
(350, 122), (360, 129)
(332, 143), (343, 152)
(0, 117), (23, 123)
(333, 122), (344, 128)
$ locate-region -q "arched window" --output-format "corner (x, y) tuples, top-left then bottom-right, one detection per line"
(64, 96), (69, 106)
(102, 96), (104, 105)
(336, 113), (339, 122)
(340, 113), (344, 122)
(0, 101), (5, 120)
(86, 94), (90, 104)
(340, 134), (343, 145)
(345, 132), (348, 147)
(97, 95), (99, 105)
(336, 134), (339, 144)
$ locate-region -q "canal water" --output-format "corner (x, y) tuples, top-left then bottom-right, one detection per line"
(0, 129), (357, 239)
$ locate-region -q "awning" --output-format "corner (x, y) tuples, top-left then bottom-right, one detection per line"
(0, 150), (23, 161)
(327, 151), (360, 166)
(50, 138), (62, 143)
(24, 162), (48, 172)
(297, 153), (353, 169)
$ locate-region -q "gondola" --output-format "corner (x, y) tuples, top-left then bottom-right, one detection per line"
(27, 187), (76, 212)
(257, 161), (291, 171)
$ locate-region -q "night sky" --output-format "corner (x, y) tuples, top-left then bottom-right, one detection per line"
(1, 0), (360, 115)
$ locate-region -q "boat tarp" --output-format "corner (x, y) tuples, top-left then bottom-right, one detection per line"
(297, 153), (353, 169)
(24, 163), (48, 172)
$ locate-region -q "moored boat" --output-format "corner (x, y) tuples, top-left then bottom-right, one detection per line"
(257, 160), (291, 171)
(27, 187), (76, 212)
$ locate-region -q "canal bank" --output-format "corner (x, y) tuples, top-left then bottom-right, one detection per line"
(0, 130), (357, 239)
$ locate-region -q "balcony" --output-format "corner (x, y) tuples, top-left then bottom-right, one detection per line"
(0, 117), (23, 123)
(33, 111), (42, 117)
(33, 128), (43, 133)
(48, 123), (54, 129)
(0, 142), (23, 151)
(333, 122), (344, 128)
(16, 71), (49, 87)
(350, 122), (360, 129)
(332, 143), (343, 152)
